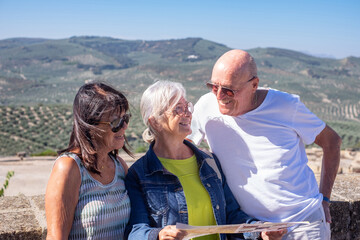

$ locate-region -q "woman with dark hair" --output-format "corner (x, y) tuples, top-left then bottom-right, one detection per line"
(45, 82), (132, 240)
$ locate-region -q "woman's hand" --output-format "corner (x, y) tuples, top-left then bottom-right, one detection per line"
(261, 228), (287, 240)
(158, 225), (187, 240)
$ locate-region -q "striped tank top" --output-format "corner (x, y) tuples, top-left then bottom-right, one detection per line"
(61, 153), (131, 240)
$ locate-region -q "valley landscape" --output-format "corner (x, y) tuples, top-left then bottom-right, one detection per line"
(0, 36), (359, 156)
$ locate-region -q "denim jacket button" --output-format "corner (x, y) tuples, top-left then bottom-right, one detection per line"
(216, 204), (220, 210)
(207, 183), (211, 187)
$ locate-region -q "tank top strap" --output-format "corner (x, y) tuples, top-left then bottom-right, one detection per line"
(109, 153), (126, 180)
(56, 152), (84, 181)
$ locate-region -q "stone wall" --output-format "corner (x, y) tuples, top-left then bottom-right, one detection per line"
(1, 174), (359, 239)
(0, 195), (46, 240)
(327, 174), (360, 240)
(0, 151), (359, 239)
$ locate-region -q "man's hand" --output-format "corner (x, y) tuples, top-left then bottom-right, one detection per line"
(261, 228), (287, 240)
(322, 201), (332, 223)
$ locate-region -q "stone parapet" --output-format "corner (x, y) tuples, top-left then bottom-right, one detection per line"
(325, 174), (360, 240)
(0, 195), (46, 240)
(1, 174), (359, 239)
(0, 152), (359, 239)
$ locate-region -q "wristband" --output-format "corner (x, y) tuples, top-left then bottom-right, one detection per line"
(323, 196), (330, 203)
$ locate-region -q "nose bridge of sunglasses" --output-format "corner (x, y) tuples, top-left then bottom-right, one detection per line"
(213, 85), (233, 97)
(207, 83), (233, 97)
(221, 87), (235, 97)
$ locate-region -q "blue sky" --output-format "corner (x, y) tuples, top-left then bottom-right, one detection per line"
(0, 0), (359, 59)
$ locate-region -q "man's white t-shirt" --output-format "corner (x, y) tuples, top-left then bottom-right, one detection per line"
(188, 88), (326, 222)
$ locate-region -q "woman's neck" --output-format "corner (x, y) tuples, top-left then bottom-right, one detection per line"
(152, 136), (193, 160)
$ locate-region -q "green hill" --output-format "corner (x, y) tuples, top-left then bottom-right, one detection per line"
(0, 36), (359, 156)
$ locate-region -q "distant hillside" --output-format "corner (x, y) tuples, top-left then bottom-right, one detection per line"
(0, 36), (359, 155)
(0, 37), (230, 105)
(0, 104), (146, 156)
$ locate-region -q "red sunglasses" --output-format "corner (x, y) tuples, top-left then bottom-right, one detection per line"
(206, 76), (257, 97)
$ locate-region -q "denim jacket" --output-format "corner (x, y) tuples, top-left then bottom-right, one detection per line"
(125, 140), (259, 240)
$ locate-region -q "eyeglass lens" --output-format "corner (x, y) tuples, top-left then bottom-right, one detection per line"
(174, 102), (194, 115)
(206, 83), (235, 97)
(111, 114), (131, 132)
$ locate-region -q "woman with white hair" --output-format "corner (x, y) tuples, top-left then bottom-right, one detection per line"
(124, 81), (286, 240)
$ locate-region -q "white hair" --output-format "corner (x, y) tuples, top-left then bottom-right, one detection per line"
(140, 80), (186, 143)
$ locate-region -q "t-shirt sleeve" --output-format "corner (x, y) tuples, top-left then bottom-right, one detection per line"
(292, 98), (326, 145)
(187, 94), (210, 145)
(187, 98), (206, 146)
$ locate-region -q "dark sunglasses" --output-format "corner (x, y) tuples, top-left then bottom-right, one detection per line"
(206, 76), (257, 97)
(98, 113), (131, 133)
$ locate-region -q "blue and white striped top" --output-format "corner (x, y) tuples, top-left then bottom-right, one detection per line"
(60, 153), (131, 240)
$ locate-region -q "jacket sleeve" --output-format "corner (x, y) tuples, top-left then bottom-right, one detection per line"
(212, 154), (261, 240)
(124, 167), (162, 240)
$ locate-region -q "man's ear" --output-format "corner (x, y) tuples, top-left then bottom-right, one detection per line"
(252, 77), (259, 92)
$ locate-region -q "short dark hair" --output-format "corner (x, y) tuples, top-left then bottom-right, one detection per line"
(59, 82), (132, 174)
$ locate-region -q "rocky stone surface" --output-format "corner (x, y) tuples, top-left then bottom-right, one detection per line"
(0, 151), (359, 239)
(0, 195), (46, 240)
(330, 201), (360, 240)
(324, 174), (360, 240)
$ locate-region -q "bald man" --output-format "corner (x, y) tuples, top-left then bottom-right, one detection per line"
(188, 49), (341, 239)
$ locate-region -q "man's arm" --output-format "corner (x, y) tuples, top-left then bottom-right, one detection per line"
(314, 124), (342, 223)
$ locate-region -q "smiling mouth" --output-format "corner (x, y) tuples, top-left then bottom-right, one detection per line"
(219, 99), (231, 105)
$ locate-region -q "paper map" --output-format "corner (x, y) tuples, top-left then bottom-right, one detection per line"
(176, 221), (309, 239)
